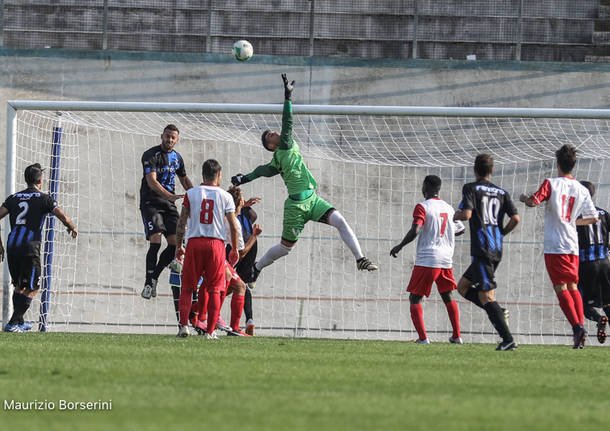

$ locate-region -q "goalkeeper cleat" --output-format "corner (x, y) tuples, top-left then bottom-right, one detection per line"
(215, 316), (232, 333)
(4, 323), (24, 333)
(204, 331), (219, 340)
(597, 316), (607, 344)
(357, 257), (378, 272)
(502, 308), (510, 328)
(572, 324), (587, 349)
(415, 338), (430, 344)
(245, 319), (255, 336)
(449, 336), (464, 344)
(496, 340), (517, 351)
(19, 321), (34, 332)
(177, 325), (190, 338)
(228, 329), (251, 337)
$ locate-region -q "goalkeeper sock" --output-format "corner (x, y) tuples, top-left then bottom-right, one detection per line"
(244, 287), (253, 321)
(206, 290), (221, 334)
(568, 289), (584, 325)
(171, 285), (180, 323)
(230, 294), (245, 331)
(410, 304), (426, 341)
(464, 288), (484, 309)
(257, 243), (292, 270)
(328, 211), (364, 260)
(556, 290), (579, 327)
(9, 292), (32, 325)
(145, 242), (161, 283)
(484, 301), (513, 343)
(445, 300), (461, 338)
(152, 245), (175, 280)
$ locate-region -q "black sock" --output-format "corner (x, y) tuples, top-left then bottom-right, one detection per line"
(584, 306), (602, 323)
(152, 245), (175, 280)
(464, 289), (485, 309)
(146, 243), (161, 283)
(9, 292), (32, 325)
(171, 285), (180, 323)
(244, 287), (253, 321)
(484, 301), (513, 343)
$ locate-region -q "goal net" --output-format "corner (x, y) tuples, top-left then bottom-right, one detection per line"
(4, 101), (610, 345)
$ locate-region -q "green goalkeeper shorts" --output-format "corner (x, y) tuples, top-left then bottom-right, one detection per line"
(282, 192), (334, 242)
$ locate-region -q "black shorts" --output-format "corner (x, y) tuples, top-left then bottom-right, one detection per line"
(7, 253), (41, 291)
(463, 257), (500, 291)
(140, 199), (178, 239)
(578, 259), (610, 307)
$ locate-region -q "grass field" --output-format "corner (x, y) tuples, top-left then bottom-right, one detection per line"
(0, 333), (608, 431)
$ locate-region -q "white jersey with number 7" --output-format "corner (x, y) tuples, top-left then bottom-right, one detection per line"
(413, 198), (465, 268)
(183, 185), (236, 241)
(531, 177), (597, 255)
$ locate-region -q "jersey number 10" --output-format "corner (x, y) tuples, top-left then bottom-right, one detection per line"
(481, 196), (500, 225)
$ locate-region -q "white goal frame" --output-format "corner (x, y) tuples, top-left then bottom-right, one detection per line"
(4, 101), (610, 338)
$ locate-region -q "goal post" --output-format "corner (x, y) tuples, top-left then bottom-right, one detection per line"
(4, 100), (610, 344)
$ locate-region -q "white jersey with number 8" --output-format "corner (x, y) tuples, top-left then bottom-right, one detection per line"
(183, 185), (236, 241)
(413, 198), (465, 268)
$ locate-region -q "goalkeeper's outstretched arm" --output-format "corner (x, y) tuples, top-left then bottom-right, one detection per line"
(231, 164), (280, 186)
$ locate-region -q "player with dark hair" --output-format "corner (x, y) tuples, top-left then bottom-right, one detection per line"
(140, 124), (193, 300)
(390, 175), (465, 344)
(520, 145), (598, 348)
(454, 154), (520, 351)
(175, 159), (239, 338)
(576, 181), (610, 343)
(231, 74), (377, 280)
(1, 163), (77, 332)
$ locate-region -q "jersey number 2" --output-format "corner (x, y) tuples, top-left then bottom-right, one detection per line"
(200, 199), (214, 224)
(16, 202), (29, 225)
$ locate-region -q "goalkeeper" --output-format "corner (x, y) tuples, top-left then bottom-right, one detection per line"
(231, 74), (378, 278)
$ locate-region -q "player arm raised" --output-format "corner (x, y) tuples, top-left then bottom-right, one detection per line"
(240, 223), (262, 259)
(52, 207), (78, 238)
(279, 73), (295, 150)
(231, 164), (280, 186)
(174, 206), (189, 262)
(145, 172), (183, 202)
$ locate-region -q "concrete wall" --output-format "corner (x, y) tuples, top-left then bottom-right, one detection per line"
(2, 48), (610, 343)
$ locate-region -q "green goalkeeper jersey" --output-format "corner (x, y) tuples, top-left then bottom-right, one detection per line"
(246, 101), (317, 197)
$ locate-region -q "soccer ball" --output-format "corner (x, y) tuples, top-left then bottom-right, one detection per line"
(232, 40), (253, 62)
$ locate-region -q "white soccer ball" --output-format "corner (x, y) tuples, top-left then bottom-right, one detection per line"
(232, 40), (253, 62)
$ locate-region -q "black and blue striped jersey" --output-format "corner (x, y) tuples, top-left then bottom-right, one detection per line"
(577, 207), (610, 262)
(140, 145), (187, 204)
(459, 179), (518, 262)
(2, 187), (57, 256)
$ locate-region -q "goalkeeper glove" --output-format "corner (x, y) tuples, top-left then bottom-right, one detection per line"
(282, 73), (295, 100)
(231, 173), (250, 186)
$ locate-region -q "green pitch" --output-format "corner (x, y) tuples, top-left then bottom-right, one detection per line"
(0, 333), (607, 431)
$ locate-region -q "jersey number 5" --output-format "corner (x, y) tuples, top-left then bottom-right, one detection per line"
(560, 195), (576, 222)
(200, 199), (215, 224)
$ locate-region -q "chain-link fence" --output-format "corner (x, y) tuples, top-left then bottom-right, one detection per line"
(0, 0), (601, 62)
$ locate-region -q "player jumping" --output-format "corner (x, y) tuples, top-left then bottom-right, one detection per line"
(231, 74), (377, 279)
(520, 145), (598, 348)
(390, 175), (465, 344)
(454, 154), (520, 351)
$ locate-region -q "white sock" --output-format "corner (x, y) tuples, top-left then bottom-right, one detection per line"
(256, 243), (292, 270)
(328, 211), (364, 260)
